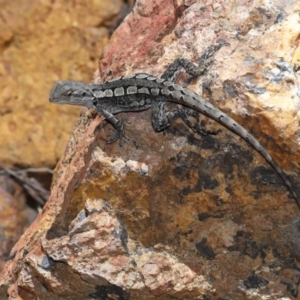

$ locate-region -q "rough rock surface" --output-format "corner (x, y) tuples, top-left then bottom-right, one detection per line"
(0, 185), (28, 272)
(1, 0), (300, 299)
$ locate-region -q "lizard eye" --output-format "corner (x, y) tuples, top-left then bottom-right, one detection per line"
(67, 91), (72, 96)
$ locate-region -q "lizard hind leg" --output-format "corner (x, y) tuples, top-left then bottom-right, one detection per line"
(181, 108), (219, 136)
(161, 39), (229, 82)
(151, 99), (218, 136)
(151, 99), (183, 131)
(159, 40), (228, 134)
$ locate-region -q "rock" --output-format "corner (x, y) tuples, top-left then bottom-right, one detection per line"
(1, 0), (300, 299)
(0, 185), (28, 272)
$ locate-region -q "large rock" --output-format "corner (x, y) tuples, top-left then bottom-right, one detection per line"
(1, 0), (300, 299)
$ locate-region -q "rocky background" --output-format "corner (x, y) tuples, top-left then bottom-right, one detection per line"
(0, 0), (132, 277)
(1, 0), (300, 299)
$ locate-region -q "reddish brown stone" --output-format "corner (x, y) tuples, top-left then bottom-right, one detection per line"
(0, 186), (27, 272)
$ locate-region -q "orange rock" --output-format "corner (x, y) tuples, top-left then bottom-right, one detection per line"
(0, 0), (124, 167)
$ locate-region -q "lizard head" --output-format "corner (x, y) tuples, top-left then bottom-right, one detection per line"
(49, 80), (94, 108)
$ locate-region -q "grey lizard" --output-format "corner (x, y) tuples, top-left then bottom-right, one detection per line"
(49, 40), (300, 209)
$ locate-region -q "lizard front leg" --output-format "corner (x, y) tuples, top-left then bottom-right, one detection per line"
(94, 106), (124, 144)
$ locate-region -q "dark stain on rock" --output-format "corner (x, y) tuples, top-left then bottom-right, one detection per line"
(195, 169), (219, 192)
(119, 220), (129, 253)
(198, 211), (226, 221)
(194, 178), (203, 193)
(222, 80), (241, 98)
(180, 185), (192, 196)
(244, 274), (269, 289)
(172, 165), (191, 180)
(275, 10), (285, 23)
(198, 212), (210, 221)
(225, 142), (254, 169)
(203, 177), (219, 190)
(212, 195), (224, 206)
(89, 284), (130, 300)
(187, 134), (221, 150)
(218, 153), (234, 174)
(179, 185), (192, 203)
(284, 278), (300, 298)
(227, 230), (266, 259)
(225, 186), (233, 194)
(195, 238), (216, 260)
(250, 165), (278, 186)
(173, 151), (203, 167)
(272, 248), (300, 270)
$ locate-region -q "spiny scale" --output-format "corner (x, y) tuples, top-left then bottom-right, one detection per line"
(49, 49), (300, 209)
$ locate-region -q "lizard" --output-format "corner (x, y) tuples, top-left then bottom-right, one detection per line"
(49, 40), (300, 209)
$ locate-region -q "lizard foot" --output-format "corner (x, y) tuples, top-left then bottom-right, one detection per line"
(106, 131), (124, 144)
